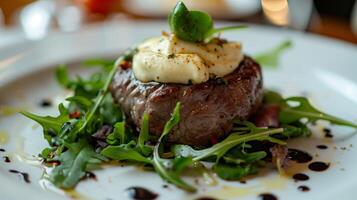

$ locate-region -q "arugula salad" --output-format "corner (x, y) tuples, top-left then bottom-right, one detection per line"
(21, 1), (357, 193)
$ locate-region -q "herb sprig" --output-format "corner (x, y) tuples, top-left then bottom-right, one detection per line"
(169, 2), (247, 42)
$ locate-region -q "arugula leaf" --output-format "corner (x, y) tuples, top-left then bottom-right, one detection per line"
(21, 104), (69, 143)
(61, 50), (135, 142)
(263, 90), (284, 104)
(169, 2), (246, 42)
(172, 157), (193, 175)
(106, 122), (126, 145)
(280, 97), (357, 128)
(255, 40), (292, 68)
(173, 123), (285, 162)
(99, 95), (123, 125)
(56, 65), (70, 87)
(82, 58), (115, 68)
(101, 142), (152, 164)
(263, 90), (357, 129)
(280, 122), (311, 138)
(223, 151), (267, 165)
(152, 102), (196, 192)
(213, 163), (252, 180)
(66, 96), (92, 109)
(50, 142), (105, 189)
(138, 113), (152, 156)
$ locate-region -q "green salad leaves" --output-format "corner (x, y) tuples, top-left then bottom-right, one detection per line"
(255, 40), (293, 68)
(264, 90), (357, 129)
(21, 56), (357, 191)
(169, 1), (246, 42)
(20, 1), (357, 193)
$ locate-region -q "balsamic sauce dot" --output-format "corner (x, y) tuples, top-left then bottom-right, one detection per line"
(84, 172), (97, 180)
(39, 99), (52, 107)
(292, 173), (309, 181)
(195, 197), (217, 200)
(9, 169), (30, 183)
(298, 185), (310, 192)
(316, 145), (328, 149)
(126, 187), (158, 200)
(308, 161), (330, 172)
(258, 193), (278, 200)
(3, 156), (11, 163)
(323, 128), (333, 138)
(0, 148), (5, 152)
(288, 149), (313, 163)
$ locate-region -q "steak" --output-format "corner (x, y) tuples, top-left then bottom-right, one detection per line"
(110, 56), (263, 147)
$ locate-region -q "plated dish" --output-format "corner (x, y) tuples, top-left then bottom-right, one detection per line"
(1, 2), (357, 200)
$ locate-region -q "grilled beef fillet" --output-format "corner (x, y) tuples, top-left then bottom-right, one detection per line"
(110, 56), (263, 146)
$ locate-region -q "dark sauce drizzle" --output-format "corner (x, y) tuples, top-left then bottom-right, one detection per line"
(316, 145), (328, 149)
(9, 169), (30, 183)
(288, 149), (313, 163)
(308, 162), (330, 172)
(195, 197), (218, 200)
(84, 171), (97, 181)
(323, 128), (333, 138)
(126, 187), (158, 200)
(258, 193), (277, 200)
(3, 156), (11, 163)
(0, 148), (5, 152)
(298, 185), (310, 192)
(292, 173), (309, 181)
(39, 99), (52, 107)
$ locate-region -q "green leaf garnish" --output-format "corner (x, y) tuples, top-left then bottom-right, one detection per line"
(263, 90), (357, 129)
(173, 122), (285, 162)
(101, 142), (152, 164)
(152, 102), (196, 192)
(21, 104), (69, 143)
(137, 113), (152, 156)
(56, 65), (70, 87)
(49, 141), (106, 189)
(169, 1), (246, 42)
(213, 163), (252, 180)
(280, 97), (357, 128)
(255, 40), (292, 68)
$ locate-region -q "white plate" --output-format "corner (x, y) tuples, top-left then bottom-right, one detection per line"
(0, 21), (356, 200)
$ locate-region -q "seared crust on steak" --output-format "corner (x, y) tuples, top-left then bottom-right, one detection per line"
(110, 56), (263, 146)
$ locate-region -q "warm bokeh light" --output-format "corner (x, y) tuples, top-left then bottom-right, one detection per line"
(262, 0), (289, 26)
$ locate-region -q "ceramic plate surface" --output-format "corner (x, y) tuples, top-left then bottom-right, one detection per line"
(0, 21), (356, 200)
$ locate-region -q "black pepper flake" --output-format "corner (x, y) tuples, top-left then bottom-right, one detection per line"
(167, 54), (175, 59)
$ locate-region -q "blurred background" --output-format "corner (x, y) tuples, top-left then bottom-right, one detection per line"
(0, 0), (357, 46)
